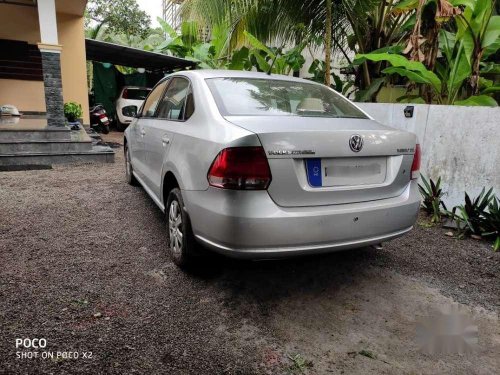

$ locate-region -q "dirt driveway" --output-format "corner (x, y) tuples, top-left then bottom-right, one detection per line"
(0, 132), (498, 374)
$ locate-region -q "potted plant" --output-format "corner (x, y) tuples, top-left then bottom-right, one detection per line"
(63, 102), (83, 124)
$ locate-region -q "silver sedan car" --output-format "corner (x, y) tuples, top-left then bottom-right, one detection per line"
(124, 70), (421, 267)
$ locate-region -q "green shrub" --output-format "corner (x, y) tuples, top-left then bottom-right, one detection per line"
(63, 102), (83, 122)
(418, 175), (446, 223)
(449, 188), (494, 236)
(482, 197), (500, 252)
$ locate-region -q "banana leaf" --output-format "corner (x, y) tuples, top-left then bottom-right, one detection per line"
(454, 95), (498, 106)
(481, 86), (500, 95)
(354, 77), (386, 102)
(243, 31), (275, 58)
(355, 53), (442, 93)
(482, 16), (500, 49)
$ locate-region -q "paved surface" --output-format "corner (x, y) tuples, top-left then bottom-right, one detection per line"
(0, 131), (498, 374)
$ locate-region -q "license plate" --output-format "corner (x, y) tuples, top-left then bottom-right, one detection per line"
(306, 157), (387, 187)
(305, 159), (322, 187)
(100, 117), (109, 122)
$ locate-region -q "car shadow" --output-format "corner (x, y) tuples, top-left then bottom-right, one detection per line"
(131, 184), (389, 306)
(186, 246), (386, 303)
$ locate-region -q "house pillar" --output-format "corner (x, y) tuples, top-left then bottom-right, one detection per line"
(37, 0), (65, 128)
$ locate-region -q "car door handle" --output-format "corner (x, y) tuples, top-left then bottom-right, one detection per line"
(140, 129), (146, 136)
(161, 136), (171, 145)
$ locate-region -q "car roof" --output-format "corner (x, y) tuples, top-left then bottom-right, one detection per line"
(171, 69), (313, 84)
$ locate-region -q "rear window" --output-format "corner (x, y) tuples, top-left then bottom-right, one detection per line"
(124, 88), (150, 100)
(206, 78), (367, 119)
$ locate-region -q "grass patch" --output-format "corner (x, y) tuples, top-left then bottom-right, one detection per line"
(358, 349), (377, 359)
(287, 354), (313, 374)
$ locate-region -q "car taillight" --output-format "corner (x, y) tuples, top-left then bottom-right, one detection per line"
(207, 147), (272, 190)
(122, 89), (128, 99)
(411, 144), (421, 180)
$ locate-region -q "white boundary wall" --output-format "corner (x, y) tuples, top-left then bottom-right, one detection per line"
(357, 103), (500, 208)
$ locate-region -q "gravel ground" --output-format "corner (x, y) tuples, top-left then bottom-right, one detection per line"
(0, 131), (498, 374)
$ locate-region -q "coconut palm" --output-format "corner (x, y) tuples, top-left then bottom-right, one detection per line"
(181, 0), (416, 88)
(181, 0), (339, 84)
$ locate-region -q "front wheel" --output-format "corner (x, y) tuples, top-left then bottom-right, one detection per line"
(166, 188), (198, 268)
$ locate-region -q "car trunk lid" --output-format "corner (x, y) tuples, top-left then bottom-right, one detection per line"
(225, 116), (417, 207)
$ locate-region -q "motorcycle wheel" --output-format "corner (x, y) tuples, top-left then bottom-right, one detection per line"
(102, 125), (110, 134)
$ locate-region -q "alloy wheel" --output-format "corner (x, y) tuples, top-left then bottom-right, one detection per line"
(169, 200), (183, 255)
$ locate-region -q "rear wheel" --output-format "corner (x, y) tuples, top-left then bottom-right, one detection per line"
(124, 144), (138, 186)
(166, 188), (198, 268)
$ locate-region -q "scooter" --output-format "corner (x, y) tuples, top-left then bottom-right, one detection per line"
(89, 104), (110, 134)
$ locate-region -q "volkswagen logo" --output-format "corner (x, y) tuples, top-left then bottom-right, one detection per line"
(349, 134), (363, 152)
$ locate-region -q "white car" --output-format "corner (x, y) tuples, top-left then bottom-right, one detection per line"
(115, 86), (151, 131)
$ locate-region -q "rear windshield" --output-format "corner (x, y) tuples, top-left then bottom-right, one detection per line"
(124, 89), (150, 100)
(206, 78), (367, 119)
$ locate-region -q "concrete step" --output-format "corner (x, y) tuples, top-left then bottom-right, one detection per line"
(0, 145), (115, 167)
(0, 128), (72, 141)
(0, 140), (92, 154)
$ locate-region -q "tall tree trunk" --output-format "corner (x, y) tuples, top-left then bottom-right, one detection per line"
(325, 0), (332, 86)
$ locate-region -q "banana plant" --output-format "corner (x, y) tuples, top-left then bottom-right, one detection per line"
(153, 17), (228, 68)
(392, 0), (462, 69)
(354, 52), (447, 100)
(230, 31), (307, 75)
(451, 0), (500, 95)
(354, 50), (497, 105)
(354, 0), (499, 105)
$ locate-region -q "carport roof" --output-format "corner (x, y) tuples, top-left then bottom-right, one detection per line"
(85, 39), (197, 72)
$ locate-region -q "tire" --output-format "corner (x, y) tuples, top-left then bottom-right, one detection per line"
(102, 125), (110, 134)
(166, 188), (198, 268)
(124, 144), (138, 186)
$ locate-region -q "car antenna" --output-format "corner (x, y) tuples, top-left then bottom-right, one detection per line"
(267, 46), (284, 75)
(267, 55), (278, 75)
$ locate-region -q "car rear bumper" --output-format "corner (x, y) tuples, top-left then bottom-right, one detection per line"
(183, 181), (420, 259)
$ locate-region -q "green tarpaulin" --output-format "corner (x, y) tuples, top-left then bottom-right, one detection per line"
(92, 62), (163, 119)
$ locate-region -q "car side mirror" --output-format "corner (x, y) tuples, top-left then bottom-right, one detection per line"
(123, 105), (139, 118)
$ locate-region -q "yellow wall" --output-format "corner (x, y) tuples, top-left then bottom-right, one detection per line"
(0, 4), (46, 112)
(0, 79), (46, 112)
(0, 3), (90, 123)
(0, 4), (40, 43)
(58, 13), (90, 124)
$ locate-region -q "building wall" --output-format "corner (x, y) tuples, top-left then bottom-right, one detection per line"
(0, 4), (40, 43)
(0, 79), (47, 112)
(0, 4), (46, 112)
(57, 13), (90, 124)
(357, 103), (500, 208)
(0, 3), (89, 123)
